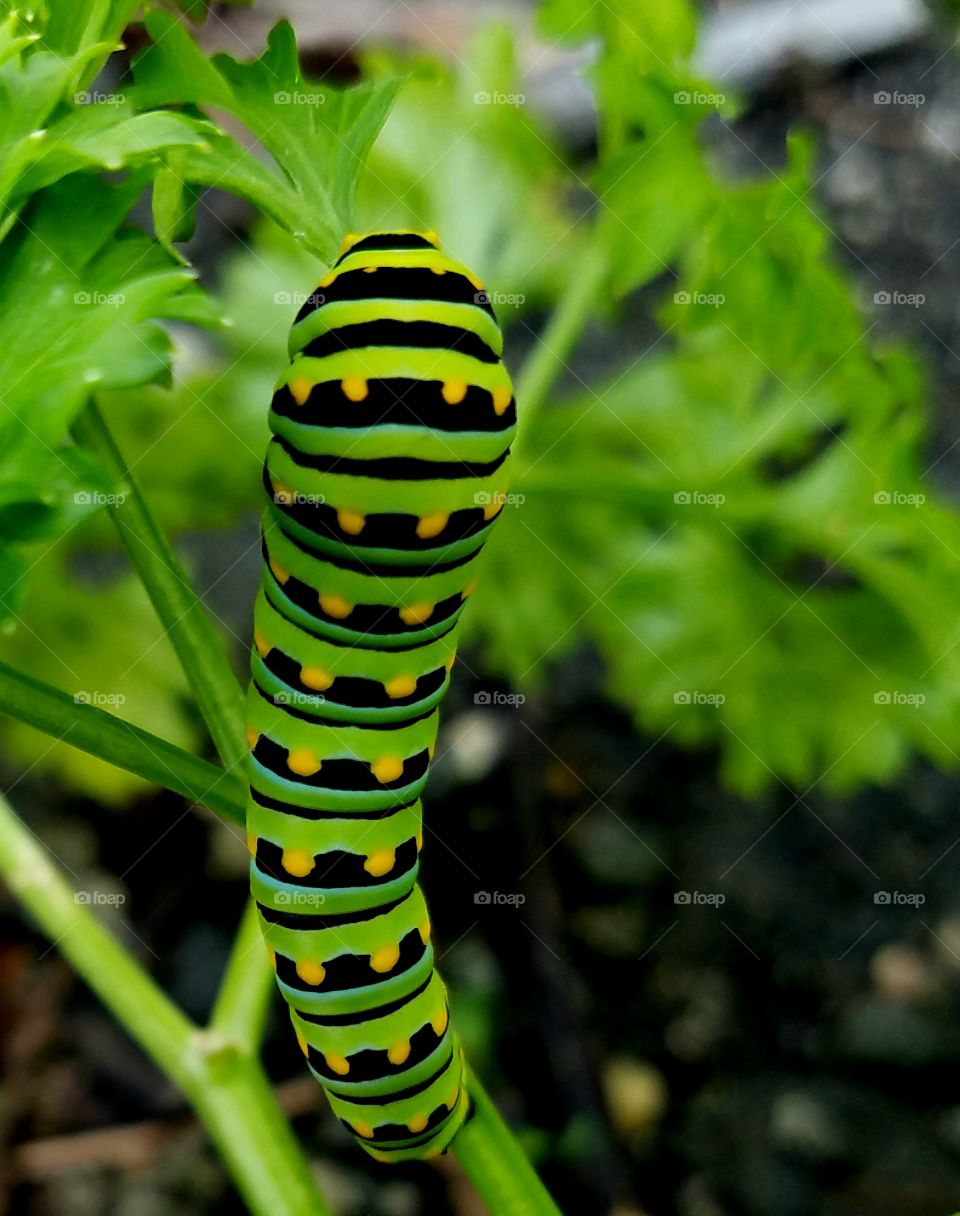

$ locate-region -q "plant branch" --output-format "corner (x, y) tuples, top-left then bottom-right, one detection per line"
(513, 234), (608, 464)
(210, 897), (273, 1046)
(71, 399), (248, 773)
(457, 1073), (564, 1216)
(0, 788), (332, 1216)
(0, 659), (246, 825)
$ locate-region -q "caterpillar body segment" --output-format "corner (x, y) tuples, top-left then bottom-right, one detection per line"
(246, 230), (515, 1160)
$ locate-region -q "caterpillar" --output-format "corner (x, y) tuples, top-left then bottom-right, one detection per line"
(245, 229), (516, 1162)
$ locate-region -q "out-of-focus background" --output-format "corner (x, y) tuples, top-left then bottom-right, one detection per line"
(4, 1), (960, 1214)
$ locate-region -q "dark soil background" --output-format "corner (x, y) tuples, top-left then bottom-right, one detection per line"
(3, 3), (960, 1215)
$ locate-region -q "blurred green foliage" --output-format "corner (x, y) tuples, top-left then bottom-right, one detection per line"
(1, 0), (959, 800)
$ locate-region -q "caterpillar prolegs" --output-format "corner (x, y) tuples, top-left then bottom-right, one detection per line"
(245, 231), (516, 1161)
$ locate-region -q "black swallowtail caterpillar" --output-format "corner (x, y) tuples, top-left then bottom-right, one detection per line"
(246, 230), (516, 1161)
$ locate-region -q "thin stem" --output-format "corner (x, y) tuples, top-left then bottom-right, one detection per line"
(71, 400), (248, 773)
(0, 659), (246, 825)
(513, 235), (608, 463)
(457, 1074), (564, 1216)
(0, 789), (332, 1216)
(210, 897), (273, 1046)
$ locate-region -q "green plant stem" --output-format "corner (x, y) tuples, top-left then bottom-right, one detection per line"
(513, 235), (608, 464)
(0, 659), (245, 824)
(457, 1074), (564, 1216)
(71, 401), (276, 1054)
(0, 789), (331, 1216)
(210, 897), (273, 1045)
(71, 399), (248, 773)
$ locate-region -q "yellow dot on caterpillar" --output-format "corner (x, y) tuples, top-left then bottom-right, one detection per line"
(445, 1087), (458, 1110)
(267, 946), (276, 968)
(362, 266), (377, 274)
(431, 267), (446, 276)
(295, 1029), (308, 1056)
(441, 378), (468, 405)
(371, 755), (404, 784)
(467, 273), (484, 291)
(387, 1039), (411, 1065)
(287, 748), (322, 777)
(492, 385), (512, 415)
(364, 848), (396, 877)
(461, 579), (477, 599)
(268, 557), (290, 584)
(399, 601), (434, 626)
(319, 593), (352, 619)
(340, 376), (368, 402)
(246, 832), (257, 857)
(483, 498), (504, 521)
(273, 483), (294, 506)
(353, 1120), (375, 1139)
(427, 742), (436, 761)
(418, 918), (431, 943)
(423, 229), (439, 245)
(281, 849), (315, 878)
(337, 508), (366, 535)
(416, 831), (423, 852)
(445, 652), (457, 672)
(324, 1052), (350, 1076)
(407, 1114), (428, 1134)
(385, 673), (417, 699)
(296, 959), (326, 985)
(289, 378), (313, 406)
(245, 725), (259, 748)
(431, 1006), (449, 1036)
(300, 665), (334, 692)
(370, 944), (400, 973)
(416, 511), (448, 539)
(339, 232), (360, 256)
(253, 630), (270, 657)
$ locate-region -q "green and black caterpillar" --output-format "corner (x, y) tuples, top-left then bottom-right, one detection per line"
(245, 230), (516, 1162)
